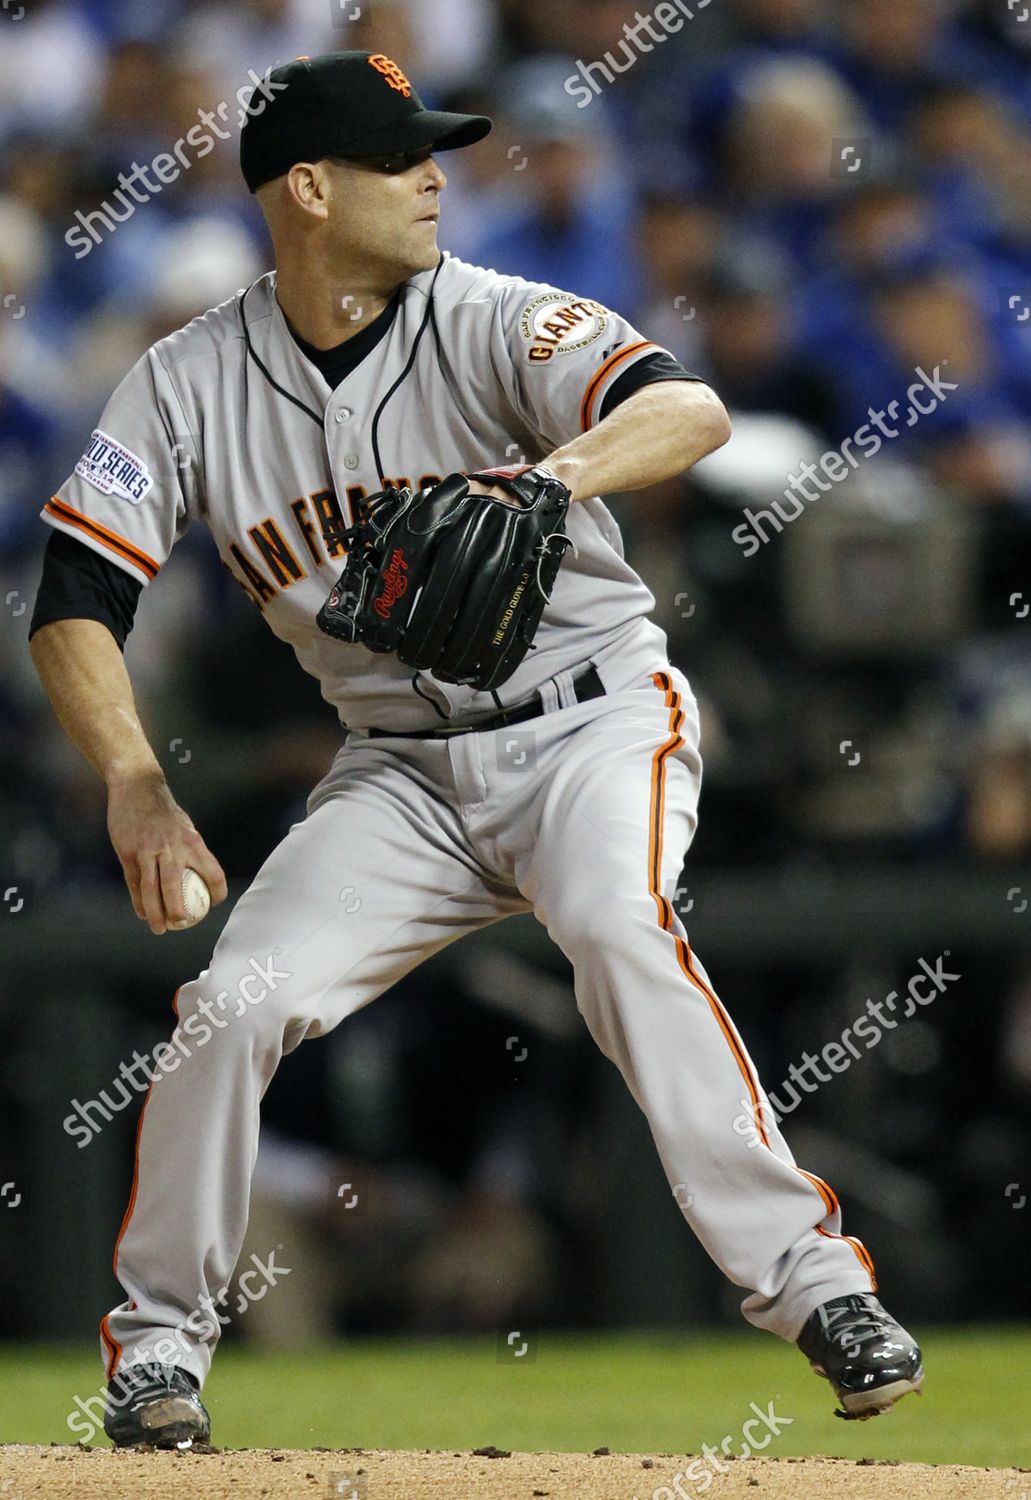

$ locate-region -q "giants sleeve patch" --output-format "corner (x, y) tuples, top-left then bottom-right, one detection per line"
(75, 430), (154, 505)
(520, 293), (610, 363)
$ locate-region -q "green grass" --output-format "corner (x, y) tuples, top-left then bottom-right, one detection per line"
(1, 1328), (1026, 1468)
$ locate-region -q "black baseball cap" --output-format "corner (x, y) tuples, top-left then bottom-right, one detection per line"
(240, 50), (492, 192)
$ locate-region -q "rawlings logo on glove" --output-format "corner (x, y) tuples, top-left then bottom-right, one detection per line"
(373, 547), (410, 619)
(316, 466), (573, 691)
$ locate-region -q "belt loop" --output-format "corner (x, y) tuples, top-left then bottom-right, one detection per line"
(536, 676), (562, 715)
(551, 669), (578, 711)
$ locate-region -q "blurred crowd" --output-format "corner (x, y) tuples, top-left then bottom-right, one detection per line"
(2, 0), (1031, 1335)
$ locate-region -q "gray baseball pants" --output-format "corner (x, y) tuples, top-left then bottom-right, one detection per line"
(102, 642), (875, 1385)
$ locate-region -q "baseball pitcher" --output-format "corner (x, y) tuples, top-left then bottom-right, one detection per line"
(29, 51), (922, 1447)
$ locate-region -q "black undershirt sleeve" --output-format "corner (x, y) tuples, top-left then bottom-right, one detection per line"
(599, 350), (702, 422)
(29, 529), (144, 651)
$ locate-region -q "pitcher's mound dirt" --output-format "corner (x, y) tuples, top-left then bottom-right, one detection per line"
(0, 1446), (1026, 1499)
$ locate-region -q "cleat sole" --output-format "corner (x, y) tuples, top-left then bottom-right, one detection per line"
(837, 1371), (924, 1421)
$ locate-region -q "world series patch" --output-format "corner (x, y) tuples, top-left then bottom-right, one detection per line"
(75, 430), (154, 505)
(520, 293), (610, 363)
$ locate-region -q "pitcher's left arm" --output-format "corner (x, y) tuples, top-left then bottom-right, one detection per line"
(541, 379), (730, 503)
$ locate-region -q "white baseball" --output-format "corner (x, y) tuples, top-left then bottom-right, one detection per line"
(168, 867), (211, 931)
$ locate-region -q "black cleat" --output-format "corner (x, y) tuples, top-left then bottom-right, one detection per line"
(104, 1361), (211, 1449)
(797, 1293), (924, 1421)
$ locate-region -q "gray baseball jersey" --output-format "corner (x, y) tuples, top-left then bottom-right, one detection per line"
(43, 252), (672, 730)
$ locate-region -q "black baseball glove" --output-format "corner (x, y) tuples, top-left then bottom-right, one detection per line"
(316, 465), (573, 692)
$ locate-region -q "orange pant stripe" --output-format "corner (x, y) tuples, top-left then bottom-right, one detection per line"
(648, 672), (770, 1148)
(647, 675), (875, 1285)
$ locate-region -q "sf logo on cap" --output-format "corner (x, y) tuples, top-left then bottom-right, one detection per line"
(369, 54), (412, 97)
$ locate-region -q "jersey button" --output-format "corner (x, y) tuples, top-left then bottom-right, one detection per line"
(334, 409), (352, 423)
(344, 454), (360, 469)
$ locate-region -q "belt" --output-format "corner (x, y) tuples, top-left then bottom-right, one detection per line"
(366, 664), (606, 739)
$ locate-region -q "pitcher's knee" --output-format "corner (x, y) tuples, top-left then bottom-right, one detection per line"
(549, 893), (654, 961)
(174, 951), (298, 1048)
